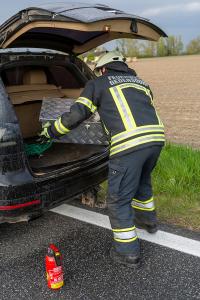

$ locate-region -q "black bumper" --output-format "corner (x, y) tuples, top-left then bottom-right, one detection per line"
(0, 154), (108, 223)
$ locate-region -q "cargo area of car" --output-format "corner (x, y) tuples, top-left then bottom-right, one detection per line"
(1, 54), (107, 173)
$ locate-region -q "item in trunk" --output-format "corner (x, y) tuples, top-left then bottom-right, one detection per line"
(39, 98), (109, 145)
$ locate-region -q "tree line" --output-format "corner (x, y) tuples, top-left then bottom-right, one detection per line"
(116, 35), (200, 58)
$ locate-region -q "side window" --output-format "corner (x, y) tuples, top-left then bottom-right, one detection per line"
(75, 58), (95, 80)
(48, 66), (83, 88)
(2, 67), (24, 86)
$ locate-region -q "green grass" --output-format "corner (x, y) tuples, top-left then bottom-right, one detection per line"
(153, 143), (200, 230)
(98, 144), (200, 231)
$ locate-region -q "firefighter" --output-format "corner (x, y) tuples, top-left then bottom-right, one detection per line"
(40, 51), (165, 267)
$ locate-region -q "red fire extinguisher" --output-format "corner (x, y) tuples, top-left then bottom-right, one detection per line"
(45, 244), (64, 290)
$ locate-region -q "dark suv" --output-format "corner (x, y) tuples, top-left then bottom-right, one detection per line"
(0, 3), (166, 223)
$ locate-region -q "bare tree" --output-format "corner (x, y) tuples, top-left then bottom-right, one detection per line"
(116, 39), (140, 57)
(167, 35), (183, 56)
(186, 36), (200, 54)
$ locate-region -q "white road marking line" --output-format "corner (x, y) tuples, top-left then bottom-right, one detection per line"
(51, 204), (200, 258)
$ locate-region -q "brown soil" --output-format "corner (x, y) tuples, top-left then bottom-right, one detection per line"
(129, 55), (200, 148)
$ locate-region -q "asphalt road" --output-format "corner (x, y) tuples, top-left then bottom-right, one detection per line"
(0, 203), (200, 300)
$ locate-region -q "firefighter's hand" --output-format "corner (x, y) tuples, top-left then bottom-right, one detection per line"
(38, 122), (52, 143)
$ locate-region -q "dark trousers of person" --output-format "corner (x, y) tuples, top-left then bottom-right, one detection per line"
(107, 145), (163, 255)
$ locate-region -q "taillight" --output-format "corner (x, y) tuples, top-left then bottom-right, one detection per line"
(0, 199), (41, 210)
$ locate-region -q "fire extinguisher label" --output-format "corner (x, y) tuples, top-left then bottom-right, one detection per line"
(52, 266), (62, 273)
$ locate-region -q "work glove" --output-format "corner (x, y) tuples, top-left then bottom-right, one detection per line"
(38, 122), (52, 144)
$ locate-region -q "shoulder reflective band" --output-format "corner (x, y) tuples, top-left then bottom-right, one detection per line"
(119, 83), (163, 126)
(132, 197), (155, 211)
(113, 226), (138, 243)
(110, 134), (165, 156)
(111, 125), (165, 146)
(76, 97), (97, 113)
(109, 86), (136, 130)
(54, 117), (70, 134)
(119, 82), (151, 98)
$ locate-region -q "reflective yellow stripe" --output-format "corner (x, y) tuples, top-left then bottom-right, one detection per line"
(112, 125), (164, 140)
(58, 118), (70, 133)
(144, 88), (163, 126)
(114, 236), (138, 243)
(119, 83), (163, 126)
(133, 197), (154, 204)
(113, 226), (136, 232)
(113, 226), (138, 242)
(147, 92), (163, 126)
(110, 86), (136, 130)
(120, 82), (151, 98)
(132, 197), (155, 211)
(114, 231), (137, 240)
(146, 89), (153, 102)
(76, 97), (97, 113)
(132, 206), (155, 212)
(102, 121), (109, 135)
(54, 120), (63, 134)
(154, 108), (163, 126)
(54, 117), (69, 134)
(111, 125), (164, 145)
(116, 86), (136, 128)
(110, 134), (165, 156)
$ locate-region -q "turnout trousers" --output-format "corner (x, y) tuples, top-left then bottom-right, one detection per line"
(107, 145), (163, 254)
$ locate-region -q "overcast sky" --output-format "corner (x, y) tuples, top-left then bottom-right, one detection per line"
(0, 0), (199, 45)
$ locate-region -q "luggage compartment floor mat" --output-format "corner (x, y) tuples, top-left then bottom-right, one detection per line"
(28, 143), (106, 170)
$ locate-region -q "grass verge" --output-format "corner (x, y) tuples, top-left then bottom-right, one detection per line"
(153, 143), (200, 230)
(98, 143), (200, 231)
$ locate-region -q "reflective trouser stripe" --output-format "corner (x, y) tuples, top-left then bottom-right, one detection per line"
(111, 125), (165, 145)
(109, 86), (136, 130)
(110, 134), (165, 156)
(76, 97), (97, 113)
(54, 117), (70, 134)
(113, 226), (138, 243)
(132, 197), (155, 211)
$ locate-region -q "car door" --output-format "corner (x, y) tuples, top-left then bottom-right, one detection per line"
(0, 4), (167, 54)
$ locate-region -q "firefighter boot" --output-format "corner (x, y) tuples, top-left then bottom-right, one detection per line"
(135, 218), (158, 233)
(110, 247), (140, 268)
(134, 210), (158, 234)
(110, 239), (141, 268)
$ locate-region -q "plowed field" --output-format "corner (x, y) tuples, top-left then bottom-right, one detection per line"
(129, 55), (200, 148)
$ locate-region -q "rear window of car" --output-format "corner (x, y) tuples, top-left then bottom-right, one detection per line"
(2, 67), (24, 85)
(1, 64), (85, 89)
(47, 65), (83, 88)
